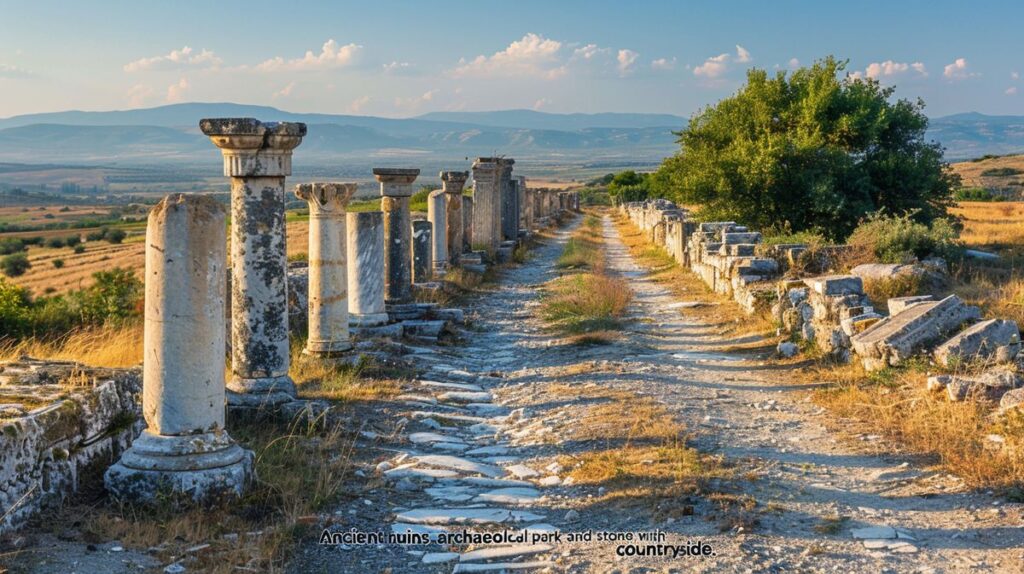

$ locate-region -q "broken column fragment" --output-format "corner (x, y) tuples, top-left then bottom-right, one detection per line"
(347, 211), (388, 327)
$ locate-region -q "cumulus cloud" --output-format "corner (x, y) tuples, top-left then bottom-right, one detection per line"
(533, 97), (551, 110)
(450, 33), (566, 79)
(0, 63), (33, 79)
(349, 95), (371, 113)
(788, 58), (801, 69)
(256, 39), (362, 72)
(651, 57), (676, 71)
(394, 89), (440, 111)
(617, 49), (639, 76)
(1013, 71), (1021, 80)
(694, 53), (731, 78)
(1006, 86), (1018, 96)
(863, 60), (927, 79)
(943, 57), (976, 80)
(735, 45), (752, 63)
(127, 84), (155, 107)
(165, 77), (189, 102)
(572, 44), (607, 61)
(382, 61), (414, 75)
(124, 46), (221, 73)
(273, 82), (296, 100)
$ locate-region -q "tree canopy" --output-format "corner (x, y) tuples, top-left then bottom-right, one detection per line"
(652, 57), (960, 241)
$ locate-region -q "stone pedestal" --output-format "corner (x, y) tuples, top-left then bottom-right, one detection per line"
(427, 189), (448, 273)
(374, 168), (419, 304)
(498, 158), (517, 242)
(105, 194), (252, 504)
(441, 171), (468, 265)
(412, 220), (433, 283)
(462, 196), (474, 253)
(201, 117), (304, 407)
(347, 211), (388, 327)
(471, 158), (501, 252)
(295, 182), (357, 356)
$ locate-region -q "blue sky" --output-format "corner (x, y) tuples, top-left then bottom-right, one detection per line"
(1, 0), (1022, 118)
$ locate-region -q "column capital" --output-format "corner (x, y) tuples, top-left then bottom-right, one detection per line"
(200, 118), (306, 177)
(373, 168), (419, 197)
(295, 182), (358, 216)
(440, 170), (469, 194)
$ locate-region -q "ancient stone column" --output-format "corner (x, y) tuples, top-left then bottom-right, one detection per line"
(347, 211), (388, 326)
(498, 158), (517, 242)
(427, 189), (448, 273)
(517, 176), (532, 233)
(412, 220), (433, 283)
(374, 168), (420, 304)
(462, 196), (474, 253)
(105, 194), (253, 503)
(295, 182), (357, 356)
(441, 171), (468, 265)
(471, 158), (500, 252)
(201, 117), (304, 406)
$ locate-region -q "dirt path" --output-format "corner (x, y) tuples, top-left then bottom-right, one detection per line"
(292, 212), (1023, 573)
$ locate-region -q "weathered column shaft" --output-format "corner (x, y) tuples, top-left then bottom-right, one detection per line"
(412, 220), (433, 283)
(374, 168), (420, 304)
(462, 196), (474, 252)
(499, 158), (517, 242)
(441, 170), (468, 265)
(296, 182), (357, 355)
(105, 194), (252, 503)
(427, 190), (447, 272)
(471, 158), (500, 251)
(201, 117), (304, 405)
(347, 211), (388, 326)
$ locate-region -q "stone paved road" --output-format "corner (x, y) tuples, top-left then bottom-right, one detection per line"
(295, 212), (1024, 573)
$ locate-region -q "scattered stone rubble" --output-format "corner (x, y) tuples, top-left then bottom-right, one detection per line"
(621, 198), (1023, 404)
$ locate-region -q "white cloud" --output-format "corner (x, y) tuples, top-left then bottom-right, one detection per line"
(273, 82), (296, 100)
(127, 84), (155, 107)
(1013, 71), (1020, 80)
(943, 57), (976, 80)
(0, 63), (32, 79)
(735, 45), (752, 63)
(349, 95), (371, 113)
(572, 44), (606, 61)
(788, 58), (801, 69)
(451, 33), (566, 79)
(617, 49), (639, 76)
(651, 57), (676, 71)
(382, 61), (414, 74)
(393, 89), (440, 111)
(124, 46), (221, 73)
(694, 53), (730, 78)
(863, 60), (927, 79)
(1006, 86), (1018, 96)
(911, 62), (927, 77)
(256, 39), (362, 72)
(165, 77), (189, 103)
(533, 97), (551, 110)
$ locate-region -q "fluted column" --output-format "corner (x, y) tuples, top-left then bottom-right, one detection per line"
(201, 117), (305, 406)
(374, 168), (419, 304)
(471, 158), (500, 252)
(295, 182), (357, 356)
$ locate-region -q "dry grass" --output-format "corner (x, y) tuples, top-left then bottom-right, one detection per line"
(805, 359), (1024, 488)
(612, 213), (774, 340)
(73, 411), (359, 573)
(291, 350), (401, 403)
(950, 201), (1024, 254)
(0, 323), (143, 367)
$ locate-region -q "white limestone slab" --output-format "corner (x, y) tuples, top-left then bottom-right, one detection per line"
(439, 391), (493, 403)
(385, 466), (459, 480)
(459, 477), (534, 488)
(423, 552), (460, 564)
(391, 522), (447, 541)
(412, 411), (488, 424)
(425, 485), (477, 502)
(460, 544), (553, 563)
(409, 432), (464, 445)
(465, 446), (510, 456)
(474, 487), (541, 505)
(505, 464), (539, 479)
(415, 455), (504, 478)
(395, 507), (514, 525)
(453, 561), (554, 572)
(420, 380), (484, 392)
(538, 476), (561, 486)
(431, 442), (470, 452)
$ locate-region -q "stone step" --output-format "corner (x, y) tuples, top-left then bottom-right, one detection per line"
(473, 487), (541, 505)
(414, 455), (504, 478)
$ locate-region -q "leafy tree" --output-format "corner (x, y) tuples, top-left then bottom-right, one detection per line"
(654, 57), (959, 241)
(1, 253), (31, 277)
(607, 170), (652, 203)
(70, 267), (142, 323)
(105, 228), (127, 244)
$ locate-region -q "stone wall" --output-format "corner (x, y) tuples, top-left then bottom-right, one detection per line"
(0, 359), (142, 533)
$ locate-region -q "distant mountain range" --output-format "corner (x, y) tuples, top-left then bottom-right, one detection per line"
(0, 103), (1019, 168)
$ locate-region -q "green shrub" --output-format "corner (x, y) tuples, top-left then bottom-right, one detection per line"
(21, 236), (42, 246)
(52, 259), (65, 269)
(847, 211), (961, 264)
(46, 237), (65, 249)
(105, 228), (127, 244)
(69, 268), (142, 323)
(65, 235), (81, 247)
(73, 244), (86, 254)
(954, 187), (999, 202)
(980, 167), (1023, 177)
(0, 238), (25, 255)
(1, 253), (31, 277)
(0, 278), (31, 336)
